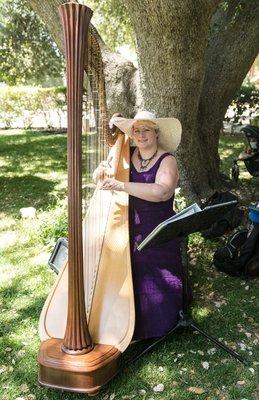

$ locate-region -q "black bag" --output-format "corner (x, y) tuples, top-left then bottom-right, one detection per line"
(201, 191), (243, 239)
(213, 224), (259, 279)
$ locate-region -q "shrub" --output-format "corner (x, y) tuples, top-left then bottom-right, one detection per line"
(0, 86), (66, 129)
(0, 86), (25, 127)
(36, 204), (68, 247)
(227, 80), (259, 124)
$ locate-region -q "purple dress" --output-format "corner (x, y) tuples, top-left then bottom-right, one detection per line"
(129, 151), (183, 340)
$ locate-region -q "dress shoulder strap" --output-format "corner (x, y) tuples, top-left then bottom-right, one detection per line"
(156, 152), (174, 166)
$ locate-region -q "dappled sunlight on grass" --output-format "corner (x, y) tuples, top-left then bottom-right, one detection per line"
(0, 231), (17, 249)
(0, 214), (16, 229)
(192, 306), (212, 320)
(219, 134), (259, 196)
(219, 135), (245, 174)
(0, 130), (67, 214)
(0, 130), (258, 400)
(0, 175), (59, 216)
(33, 251), (50, 266)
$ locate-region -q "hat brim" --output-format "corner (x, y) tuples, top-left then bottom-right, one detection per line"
(112, 117), (182, 152)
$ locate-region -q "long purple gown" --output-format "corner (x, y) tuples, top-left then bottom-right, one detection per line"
(129, 151), (183, 340)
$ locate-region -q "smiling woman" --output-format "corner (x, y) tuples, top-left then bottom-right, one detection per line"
(100, 111), (181, 203)
(132, 122), (159, 170)
(94, 110), (186, 340)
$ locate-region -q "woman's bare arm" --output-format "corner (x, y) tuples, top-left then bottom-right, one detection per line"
(100, 155), (179, 202)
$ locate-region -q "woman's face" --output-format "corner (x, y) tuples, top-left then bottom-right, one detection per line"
(132, 122), (158, 150)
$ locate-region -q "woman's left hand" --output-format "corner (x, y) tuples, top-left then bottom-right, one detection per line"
(100, 178), (124, 191)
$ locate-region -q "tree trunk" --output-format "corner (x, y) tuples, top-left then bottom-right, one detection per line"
(198, 0), (259, 190)
(125, 0), (259, 198)
(125, 0), (221, 199)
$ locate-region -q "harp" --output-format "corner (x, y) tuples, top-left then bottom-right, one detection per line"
(37, 1), (134, 395)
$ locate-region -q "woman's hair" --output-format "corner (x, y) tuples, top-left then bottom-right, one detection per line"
(131, 120), (160, 135)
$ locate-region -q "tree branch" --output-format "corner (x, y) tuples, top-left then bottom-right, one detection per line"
(200, 0), (259, 121)
(27, 0), (137, 117)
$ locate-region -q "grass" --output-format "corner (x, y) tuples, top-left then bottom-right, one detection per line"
(219, 134), (259, 200)
(0, 129), (258, 400)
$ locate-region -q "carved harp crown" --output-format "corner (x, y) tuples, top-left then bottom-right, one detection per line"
(37, 1), (134, 394)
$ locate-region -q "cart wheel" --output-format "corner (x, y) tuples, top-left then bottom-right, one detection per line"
(231, 162), (239, 182)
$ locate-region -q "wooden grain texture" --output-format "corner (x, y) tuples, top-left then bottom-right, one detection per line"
(38, 338), (121, 394)
(59, 1), (93, 354)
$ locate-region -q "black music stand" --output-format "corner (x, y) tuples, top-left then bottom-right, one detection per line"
(129, 201), (247, 365)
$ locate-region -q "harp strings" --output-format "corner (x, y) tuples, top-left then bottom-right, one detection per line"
(82, 29), (109, 215)
(82, 32), (110, 318)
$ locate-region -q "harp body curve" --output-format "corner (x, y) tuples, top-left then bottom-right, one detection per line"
(39, 135), (135, 353)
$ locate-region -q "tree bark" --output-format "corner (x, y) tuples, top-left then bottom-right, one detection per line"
(125, 0), (220, 198)
(198, 0), (259, 191)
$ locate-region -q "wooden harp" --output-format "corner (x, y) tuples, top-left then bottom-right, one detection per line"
(37, 1), (134, 395)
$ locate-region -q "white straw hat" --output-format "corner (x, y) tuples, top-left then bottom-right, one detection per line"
(111, 110), (182, 152)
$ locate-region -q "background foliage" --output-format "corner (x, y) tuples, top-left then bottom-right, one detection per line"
(86, 0), (135, 51)
(228, 80), (259, 124)
(0, 0), (64, 85)
(0, 86), (66, 128)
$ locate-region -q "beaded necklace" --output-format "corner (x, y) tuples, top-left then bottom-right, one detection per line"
(137, 148), (158, 170)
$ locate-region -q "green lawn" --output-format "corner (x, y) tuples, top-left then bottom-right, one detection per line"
(0, 129), (258, 400)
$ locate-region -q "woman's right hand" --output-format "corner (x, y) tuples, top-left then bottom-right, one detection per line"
(92, 157), (113, 184)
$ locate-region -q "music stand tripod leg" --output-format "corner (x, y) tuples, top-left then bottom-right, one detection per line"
(178, 237), (248, 365)
(127, 324), (179, 365)
(188, 320), (248, 365)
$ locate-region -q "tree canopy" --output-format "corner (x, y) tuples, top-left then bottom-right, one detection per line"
(86, 0), (134, 51)
(0, 0), (64, 85)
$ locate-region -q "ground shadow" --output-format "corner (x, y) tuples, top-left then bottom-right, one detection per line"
(0, 175), (60, 216)
(0, 131), (67, 176)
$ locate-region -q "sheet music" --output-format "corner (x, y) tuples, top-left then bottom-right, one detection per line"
(165, 203), (201, 223)
(137, 203), (201, 250)
(137, 200), (237, 251)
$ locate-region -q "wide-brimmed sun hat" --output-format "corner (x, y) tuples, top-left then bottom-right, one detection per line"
(111, 110), (182, 152)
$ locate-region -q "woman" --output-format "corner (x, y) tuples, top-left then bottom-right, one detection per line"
(95, 110), (183, 340)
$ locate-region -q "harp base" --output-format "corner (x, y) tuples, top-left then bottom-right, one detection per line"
(38, 338), (121, 394)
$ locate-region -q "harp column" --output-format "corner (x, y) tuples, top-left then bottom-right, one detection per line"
(60, 0), (93, 355)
